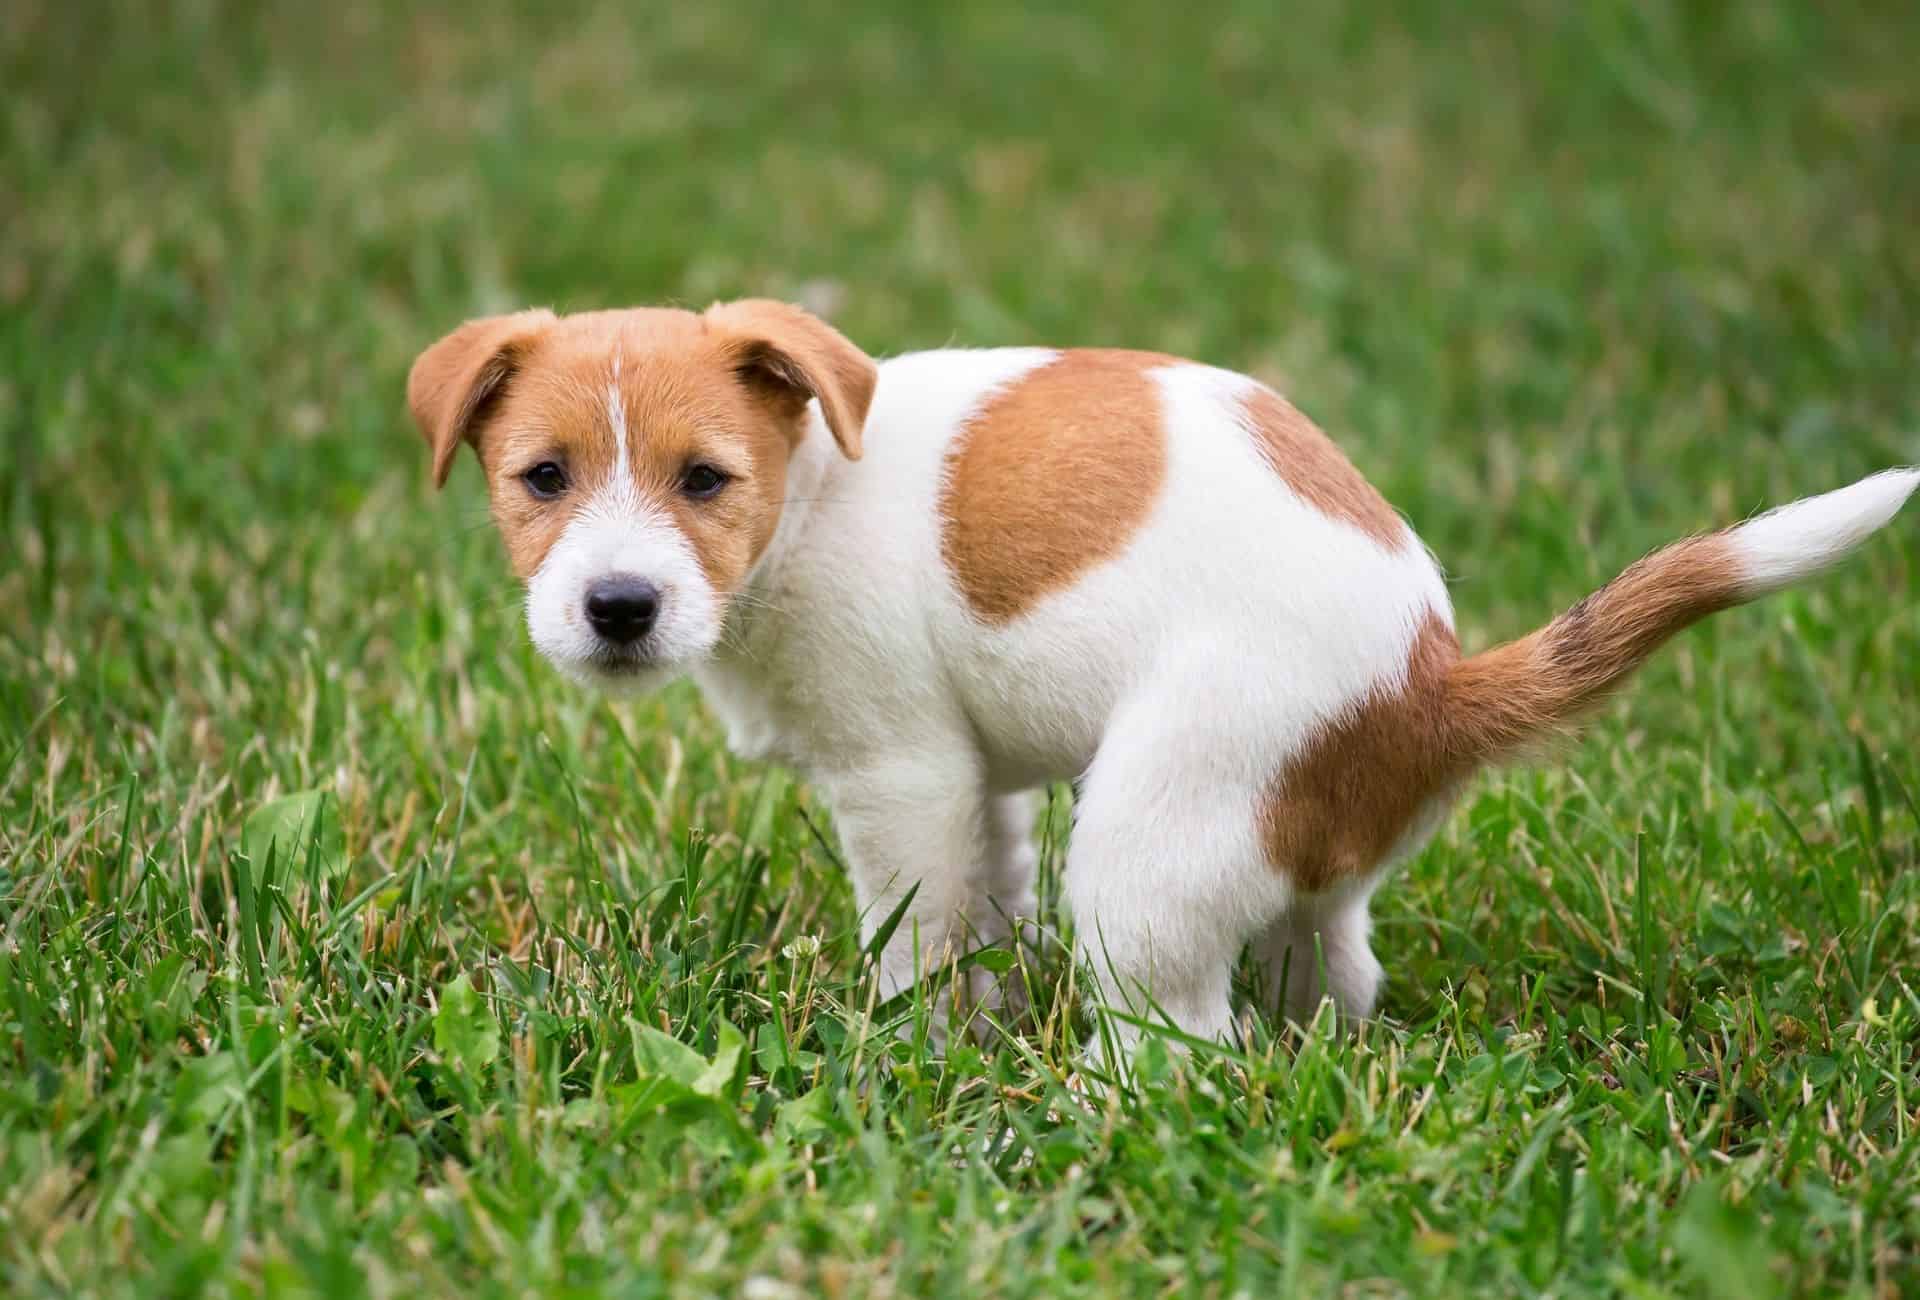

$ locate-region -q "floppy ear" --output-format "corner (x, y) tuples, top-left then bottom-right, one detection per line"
(704, 299), (876, 460)
(407, 309), (556, 487)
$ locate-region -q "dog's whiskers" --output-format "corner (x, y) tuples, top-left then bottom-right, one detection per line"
(725, 589), (792, 619)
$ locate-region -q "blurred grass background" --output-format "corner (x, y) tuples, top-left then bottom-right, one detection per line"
(3, 1), (1919, 1295)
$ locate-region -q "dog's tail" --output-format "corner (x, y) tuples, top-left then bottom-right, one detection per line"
(1441, 468), (1919, 766)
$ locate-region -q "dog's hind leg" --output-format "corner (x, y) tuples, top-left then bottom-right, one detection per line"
(975, 792), (1041, 947)
(959, 790), (1045, 1020)
(1251, 885), (1383, 1027)
(1063, 705), (1293, 1066)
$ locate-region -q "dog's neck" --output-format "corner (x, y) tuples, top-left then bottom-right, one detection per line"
(691, 410), (838, 764)
(734, 411), (836, 643)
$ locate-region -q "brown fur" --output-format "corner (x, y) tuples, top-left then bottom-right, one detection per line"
(1239, 387), (1406, 549)
(1441, 534), (1743, 762)
(405, 301), (876, 589)
(1261, 534), (1746, 890)
(407, 309), (557, 488)
(705, 299), (876, 461)
(1259, 612), (1463, 891)
(939, 350), (1171, 624)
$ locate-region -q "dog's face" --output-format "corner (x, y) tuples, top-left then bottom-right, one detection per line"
(408, 300), (875, 689)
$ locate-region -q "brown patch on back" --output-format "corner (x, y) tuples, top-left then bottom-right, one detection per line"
(1258, 612), (1463, 892)
(940, 350), (1171, 624)
(1239, 387), (1405, 549)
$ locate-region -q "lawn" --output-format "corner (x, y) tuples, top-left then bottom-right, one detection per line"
(4, 0), (1919, 1294)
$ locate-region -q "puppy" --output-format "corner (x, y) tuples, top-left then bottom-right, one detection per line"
(409, 300), (1916, 1053)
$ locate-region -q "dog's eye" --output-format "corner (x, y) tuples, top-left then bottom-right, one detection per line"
(522, 462), (568, 499)
(680, 464), (730, 499)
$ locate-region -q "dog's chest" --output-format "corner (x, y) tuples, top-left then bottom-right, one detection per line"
(691, 581), (942, 775)
(692, 656), (803, 766)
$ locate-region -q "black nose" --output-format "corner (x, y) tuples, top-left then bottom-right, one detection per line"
(584, 575), (660, 645)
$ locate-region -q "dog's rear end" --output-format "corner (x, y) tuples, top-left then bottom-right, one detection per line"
(1254, 467), (1916, 1026)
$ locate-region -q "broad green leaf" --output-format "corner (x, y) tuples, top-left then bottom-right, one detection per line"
(692, 1019), (747, 1100)
(774, 1087), (836, 1144)
(434, 972), (500, 1073)
(241, 790), (346, 883)
(968, 946), (1017, 975)
(616, 1022), (751, 1121)
(755, 1032), (822, 1079)
(175, 1051), (246, 1126)
(629, 1023), (707, 1090)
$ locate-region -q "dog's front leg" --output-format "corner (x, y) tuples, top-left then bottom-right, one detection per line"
(823, 753), (993, 1041)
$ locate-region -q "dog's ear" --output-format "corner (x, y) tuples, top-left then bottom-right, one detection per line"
(407, 309), (556, 487)
(705, 299), (876, 460)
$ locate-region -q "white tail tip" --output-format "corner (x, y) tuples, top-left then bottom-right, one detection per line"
(1729, 467), (1919, 595)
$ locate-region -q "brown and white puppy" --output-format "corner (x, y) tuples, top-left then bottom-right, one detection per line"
(410, 300), (1917, 1055)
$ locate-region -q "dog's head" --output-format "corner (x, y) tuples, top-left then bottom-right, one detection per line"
(408, 300), (874, 689)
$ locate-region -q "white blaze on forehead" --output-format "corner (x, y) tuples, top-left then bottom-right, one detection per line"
(606, 348), (634, 501)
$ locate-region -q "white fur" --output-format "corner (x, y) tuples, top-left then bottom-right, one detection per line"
(1729, 467), (1920, 595)
(606, 350), (629, 480)
(1250, 876), (1381, 1027)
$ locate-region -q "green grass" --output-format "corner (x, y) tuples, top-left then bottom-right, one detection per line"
(4, 0), (1920, 1294)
